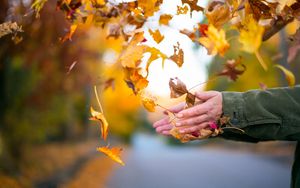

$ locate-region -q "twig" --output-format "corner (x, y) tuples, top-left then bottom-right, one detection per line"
(94, 85), (104, 113)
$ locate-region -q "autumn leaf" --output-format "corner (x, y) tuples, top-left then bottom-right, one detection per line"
(180, 29), (197, 42)
(141, 96), (157, 112)
(169, 77), (188, 98)
(138, 0), (162, 17)
(104, 78), (115, 91)
(90, 107), (109, 141)
(217, 57), (246, 81)
(169, 42), (184, 67)
(198, 24), (229, 56)
(145, 47), (168, 75)
(0, 21), (23, 39)
(185, 92), (195, 108)
(238, 14), (264, 53)
(177, 5), (189, 15)
(181, 0), (204, 13)
(60, 24), (78, 43)
(199, 24), (208, 37)
(31, 0), (48, 18)
(97, 146), (125, 166)
(274, 64), (295, 86)
(149, 29), (164, 44)
(159, 14), (172, 25)
(124, 67), (149, 95)
(206, 0), (231, 29)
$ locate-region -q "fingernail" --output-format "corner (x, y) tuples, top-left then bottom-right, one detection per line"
(176, 113), (183, 118)
(175, 122), (181, 126)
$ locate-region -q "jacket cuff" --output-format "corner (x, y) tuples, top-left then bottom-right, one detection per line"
(222, 92), (247, 128)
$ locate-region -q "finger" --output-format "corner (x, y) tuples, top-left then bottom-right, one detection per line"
(153, 117), (169, 128)
(163, 102), (185, 115)
(162, 130), (171, 136)
(156, 124), (173, 133)
(195, 91), (217, 101)
(176, 114), (208, 126)
(177, 103), (208, 118)
(179, 122), (209, 134)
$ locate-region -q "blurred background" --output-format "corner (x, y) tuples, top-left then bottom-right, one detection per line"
(0, 0), (299, 188)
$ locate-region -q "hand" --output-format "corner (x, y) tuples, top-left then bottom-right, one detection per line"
(152, 102), (185, 135)
(176, 91), (223, 134)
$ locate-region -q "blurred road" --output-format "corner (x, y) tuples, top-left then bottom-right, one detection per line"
(107, 133), (291, 188)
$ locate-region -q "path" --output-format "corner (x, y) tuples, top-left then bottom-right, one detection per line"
(107, 133), (291, 188)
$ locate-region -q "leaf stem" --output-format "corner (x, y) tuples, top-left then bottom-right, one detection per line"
(255, 50), (268, 71)
(188, 76), (218, 92)
(94, 85), (104, 113)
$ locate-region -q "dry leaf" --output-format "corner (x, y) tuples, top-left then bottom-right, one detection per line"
(238, 14), (264, 53)
(141, 97), (156, 112)
(159, 14), (172, 25)
(199, 24), (229, 56)
(145, 47), (168, 75)
(149, 29), (164, 44)
(185, 92), (195, 108)
(97, 146), (125, 166)
(177, 5), (189, 15)
(181, 0), (204, 13)
(180, 29), (197, 42)
(217, 57), (246, 81)
(138, 0), (162, 17)
(104, 78), (115, 91)
(60, 24), (78, 43)
(0, 21), (23, 39)
(206, 1), (231, 29)
(169, 42), (184, 67)
(169, 77), (188, 98)
(90, 107), (109, 141)
(274, 64), (295, 86)
(124, 67), (149, 94)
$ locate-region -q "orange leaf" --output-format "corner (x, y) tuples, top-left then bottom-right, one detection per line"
(60, 24), (78, 43)
(124, 67), (149, 94)
(177, 5), (189, 15)
(97, 146), (125, 166)
(206, 1), (231, 29)
(141, 97), (156, 112)
(181, 0), (204, 12)
(90, 107), (109, 141)
(145, 47), (168, 75)
(159, 14), (172, 25)
(169, 42), (184, 67)
(149, 29), (164, 44)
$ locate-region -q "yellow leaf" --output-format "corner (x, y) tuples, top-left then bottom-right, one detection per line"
(274, 65), (295, 86)
(141, 97), (156, 112)
(97, 146), (125, 166)
(60, 24), (78, 43)
(124, 67), (149, 94)
(159, 14), (172, 25)
(149, 29), (164, 44)
(145, 47), (168, 75)
(238, 14), (264, 53)
(177, 5), (189, 15)
(198, 24), (229, 56)
(90, 107), (109, 141)
(138, 0), (162, 17)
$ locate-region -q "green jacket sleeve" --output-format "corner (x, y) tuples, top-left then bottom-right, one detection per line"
(220, 86), (300, 142)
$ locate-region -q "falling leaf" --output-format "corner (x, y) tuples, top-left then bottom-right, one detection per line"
(198, 24), (208, 37)
(124, 67), (149, 94)
(138, 0), (162, 17)
(145, 47), (168, 75)
(177, 5), (189, 15)
(198, 24), (229, 56)
(238, 14), (264, 53)
(206, 1), (231, 28)
(217, 57), (246, 81)
(169, 42), (184, 67)
(159, 14), (172, 25)
(97, 146), (125, 166)
(106, 24), (122, 39)
(180, 29), (197, 42)
(90, 107), (109, 141)
(0, 21), (23, 39)
(274, 64), (295, 86)
(169, 77), (188, 98)
(141, 97), (156, 112)
(181, 0), (204, 12)
(149, 29), (164, 44)
(60, 24), (78, 43)
(31, 0), (48, 18)
(104, 78), (115, 91)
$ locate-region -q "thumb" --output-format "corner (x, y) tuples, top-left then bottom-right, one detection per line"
(195, 91), (217, 101)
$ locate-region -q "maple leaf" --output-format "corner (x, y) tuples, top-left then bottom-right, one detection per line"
(199, 24), (208, 37)
(60, 24), (78, 43)
(177, 5), (189, 15)
(159, 14), (172, 25)
(274, 64), (295, 86)
(124, 67), (149, 95)
(0, 21), (23, 39)
(180, 29), (197, 42)
(141, 97), (157, 112)
(138, 0), (162, 17)
(90, 107), (109, 141)
(169, 77), (188, 98)
(169, 42), (184, 67)
(198, 24), (229, 56)
(149, 29), (164, 44)
(206, 0), (231, 29)
(181, 0), (204, 13)
(217, 57), (246, 81)
(145, 47), (168, 76)
(97, 146), (125, 166)
(238, 14), (264, 53)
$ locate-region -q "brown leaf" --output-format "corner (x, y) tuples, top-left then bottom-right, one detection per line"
(106, 24), (122, 39)
(97, 146), (125, 166)
(169, 77), (188, 98)
(104, 78), (115, 91)
(90, 107), (109, 141)
(0, 21), (23, 39)
(149, 29), (164, 44)
(181, 0), (204, 12)
(217, 57), (246, 81)
(169, 42), (184, 67)
(185, 92), (195, 107)
(206, 0), (231, 29)
(159, 14), (172, 25)
(180, 29), (197, 42)
(177, 5), (189, 15)
(124, 67), (149, 94)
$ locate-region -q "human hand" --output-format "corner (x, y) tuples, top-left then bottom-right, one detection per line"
(152, 102), (185, 135)
(175, 91), (223, 134)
